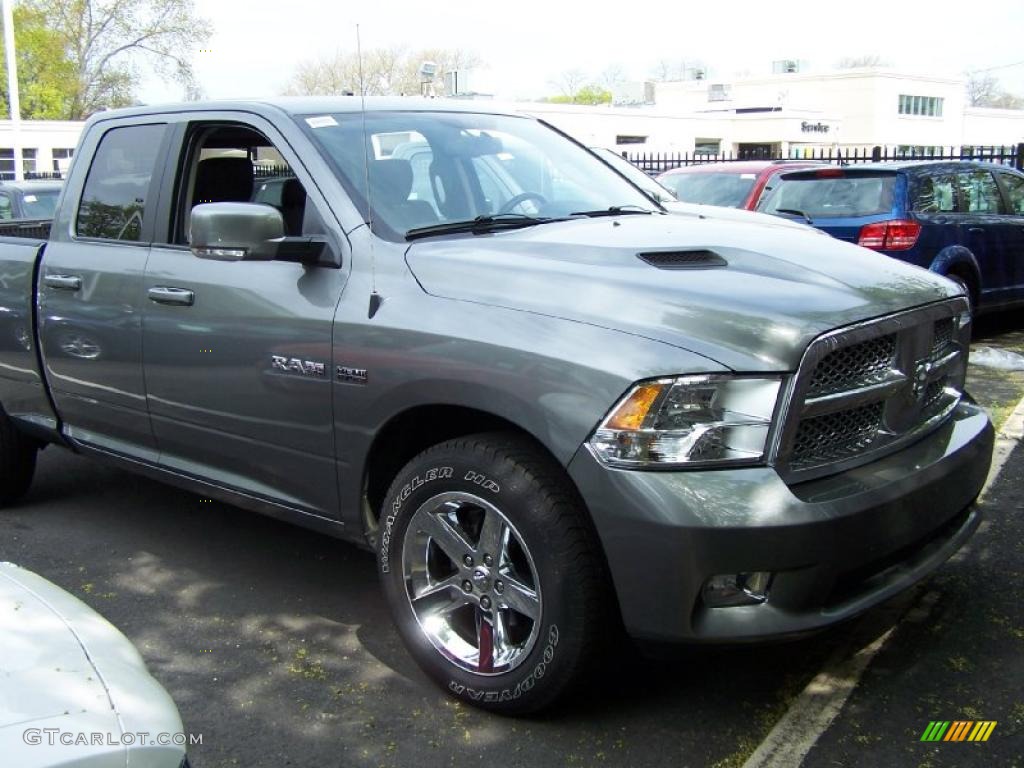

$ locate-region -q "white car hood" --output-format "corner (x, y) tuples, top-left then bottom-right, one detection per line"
(0, 563), (184, 768)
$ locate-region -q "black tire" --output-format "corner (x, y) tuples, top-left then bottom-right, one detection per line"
(0, 410), (36, 505)
(378, 432), (605, 714)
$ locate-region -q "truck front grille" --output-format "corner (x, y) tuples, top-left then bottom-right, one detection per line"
(807, 335), (897, 396)
(790, 402), (884, 470)
(776, 300), (969, 483)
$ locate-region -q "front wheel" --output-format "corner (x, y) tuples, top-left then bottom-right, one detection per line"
(378, 432), (605, 714)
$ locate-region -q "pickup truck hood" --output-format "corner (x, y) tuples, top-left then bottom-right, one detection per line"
(406, 214), (957, 371)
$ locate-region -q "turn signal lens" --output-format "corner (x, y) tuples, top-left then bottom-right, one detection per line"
(605, 382), (666, 430)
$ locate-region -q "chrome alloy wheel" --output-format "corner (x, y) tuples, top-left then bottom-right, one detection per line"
(402, 491), (542, 675)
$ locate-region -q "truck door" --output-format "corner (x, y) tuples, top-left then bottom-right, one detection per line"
(141, 117), (348, 517)
(38, 120), (169, 459)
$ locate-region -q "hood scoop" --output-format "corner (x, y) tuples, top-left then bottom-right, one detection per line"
(637, 249), (727, 269)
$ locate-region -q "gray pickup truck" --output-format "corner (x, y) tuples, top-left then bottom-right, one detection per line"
(0, 98), (994, 713)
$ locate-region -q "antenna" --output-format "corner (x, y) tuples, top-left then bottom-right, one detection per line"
(356, 24), (383, 318)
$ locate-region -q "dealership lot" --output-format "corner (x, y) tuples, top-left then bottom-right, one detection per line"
(1, 314), (1021, 768)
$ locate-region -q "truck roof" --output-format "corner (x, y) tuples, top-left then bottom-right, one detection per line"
(88, 96), (524, 123)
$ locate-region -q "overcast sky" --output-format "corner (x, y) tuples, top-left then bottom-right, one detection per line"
(139, 0), (1024, 104)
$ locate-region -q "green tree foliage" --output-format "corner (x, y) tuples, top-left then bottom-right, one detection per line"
(0, 5), (78, 119)
(544, 85), (613, 105)
(2, 0), (211, 120)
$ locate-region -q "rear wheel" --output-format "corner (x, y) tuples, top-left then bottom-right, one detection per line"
(378, 432), (605, 714)
(0, 410), (37, 505)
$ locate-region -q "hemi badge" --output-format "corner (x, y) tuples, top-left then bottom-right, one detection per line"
(337, 365), (368, 385)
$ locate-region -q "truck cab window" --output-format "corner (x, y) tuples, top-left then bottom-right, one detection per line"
(76, 123), (166, 241)
(177, 124), (315, 244)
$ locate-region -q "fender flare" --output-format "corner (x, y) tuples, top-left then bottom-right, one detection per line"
(928, 245), (980, 288)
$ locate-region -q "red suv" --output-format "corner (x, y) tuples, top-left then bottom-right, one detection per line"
(657, 160), (823, 210)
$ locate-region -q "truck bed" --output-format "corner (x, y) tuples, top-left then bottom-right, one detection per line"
(0, 234), (57, 437)
(0, 218), (51, 241)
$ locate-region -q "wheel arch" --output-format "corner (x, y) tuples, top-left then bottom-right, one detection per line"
(360, 404), (619, 620)
(928, 245), (981, 303)
(363, 404), (567, 532)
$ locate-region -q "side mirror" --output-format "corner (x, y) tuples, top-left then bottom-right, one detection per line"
(190, 202), (332, 265)
(190, 202), (284, 261)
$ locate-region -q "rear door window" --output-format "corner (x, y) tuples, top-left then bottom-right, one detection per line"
(956, 171), (1003, 214)
(998, 173), (1024, 216)
(912, 173), (957, 213)
(758, 174), (896, 218)
(76, 123), (167, 241)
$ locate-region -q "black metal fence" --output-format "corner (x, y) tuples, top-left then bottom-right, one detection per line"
(0, 171), (66, 182)
(627, 143), (1024, 175)
(253, 164), (294, 179)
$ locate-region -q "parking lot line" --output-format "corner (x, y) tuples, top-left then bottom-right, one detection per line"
(740, 391), (1024, 768)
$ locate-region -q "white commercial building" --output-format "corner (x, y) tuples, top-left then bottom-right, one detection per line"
(527, 67), (1024, 159)
(0, 119), (84, 179)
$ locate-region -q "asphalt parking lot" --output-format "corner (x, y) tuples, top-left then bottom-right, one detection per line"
(2, 313), (1023, 768)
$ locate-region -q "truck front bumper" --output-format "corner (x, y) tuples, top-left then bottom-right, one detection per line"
(567, 400), (994, 642)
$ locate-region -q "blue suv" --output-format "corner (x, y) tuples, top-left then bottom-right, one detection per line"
(758, 161), (1024, 314)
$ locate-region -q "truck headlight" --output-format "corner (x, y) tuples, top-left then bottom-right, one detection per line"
(589, 375), (783, 468)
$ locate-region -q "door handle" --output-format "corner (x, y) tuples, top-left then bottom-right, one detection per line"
(968, 227), (985, 235)
(148, 286), (195, 306)
(43, 274), (82, 291)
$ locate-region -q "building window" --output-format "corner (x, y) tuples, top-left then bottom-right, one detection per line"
(52, 148), (74, 174)
(898, 94), (943, 117)
(707, 84), (731, 102)
(0, 148), (13, 179)
(694, 139), (721, 155)
(22, 148), (37, 175)
(615, 135), (647, 145)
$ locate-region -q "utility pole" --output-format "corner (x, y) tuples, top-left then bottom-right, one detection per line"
(2, 0), (23, 181)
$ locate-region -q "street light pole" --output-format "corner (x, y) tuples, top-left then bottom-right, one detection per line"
(2, 0), (23, 181)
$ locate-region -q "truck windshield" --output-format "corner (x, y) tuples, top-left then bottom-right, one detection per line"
(299, 111), (659, 240)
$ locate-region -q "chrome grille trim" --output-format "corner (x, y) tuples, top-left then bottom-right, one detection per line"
(773, 298), (969, 484)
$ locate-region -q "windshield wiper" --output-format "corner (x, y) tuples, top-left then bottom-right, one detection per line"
(405, 213), (563, 241)
(569, 205), (656, 218)
(774, 208), (814, 225)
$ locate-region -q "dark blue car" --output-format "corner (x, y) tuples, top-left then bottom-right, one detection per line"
(757, 161), (1024, 314)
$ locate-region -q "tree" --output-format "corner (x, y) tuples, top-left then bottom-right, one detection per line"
(284, 47), (482, 97)
(0, 5), (78, 118)
(649, 58), (681, 82)
(546, 85), (612, 106)
(600, 64), (627, 91)
(966, 72), (1024, 109)
(23, 0), (211, 119)
(549, 68), (587, 100)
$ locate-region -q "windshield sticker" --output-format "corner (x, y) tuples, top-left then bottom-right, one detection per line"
(740, 174), (756, 179)
(23, 195), (37, 203)
(305, 115), (338, 129)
